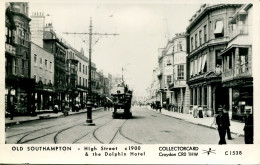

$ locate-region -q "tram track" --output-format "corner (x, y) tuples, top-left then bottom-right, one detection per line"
(16, 113), (108, 144)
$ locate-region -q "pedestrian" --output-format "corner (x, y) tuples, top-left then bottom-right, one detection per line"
(193, 106), (198, 118)
(54, 104), (59, 113)
(63, 102), (69, 116)
(244, 108), (253, 144)
(223, 108), (232, 140)
(31, 103), (37, 117)
(9, 96), (16, 120)
(216, 108), (229, 145)
(198, 106), (203, 118)
(104, 102), (107, 111)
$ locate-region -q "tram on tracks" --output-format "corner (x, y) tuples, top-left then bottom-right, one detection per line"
(111, 83), (133, 119)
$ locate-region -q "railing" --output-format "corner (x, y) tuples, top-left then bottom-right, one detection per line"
(222, 63), (252, 82)
(229, 24), (248, 40)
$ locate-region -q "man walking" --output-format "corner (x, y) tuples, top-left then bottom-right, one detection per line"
(216, 108), (229, 145)
(244, 108), (253, 144)
(223, 108), (232, 140)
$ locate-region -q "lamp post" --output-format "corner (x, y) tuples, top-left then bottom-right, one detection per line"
(63, 17), (119, 126)
(85, 17), (95, 126)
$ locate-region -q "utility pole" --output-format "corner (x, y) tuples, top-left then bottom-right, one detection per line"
(64, 17), (119, 126)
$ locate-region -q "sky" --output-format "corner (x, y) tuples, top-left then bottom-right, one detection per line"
(29, 1), (202, 97)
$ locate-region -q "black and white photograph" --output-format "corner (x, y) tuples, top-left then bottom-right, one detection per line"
(1, 0), (260, 164)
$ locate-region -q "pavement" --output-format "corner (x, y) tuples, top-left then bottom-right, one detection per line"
(5, 106), (245, 136)
(5, 107), (103, 126)
(150, 107), (245, 136)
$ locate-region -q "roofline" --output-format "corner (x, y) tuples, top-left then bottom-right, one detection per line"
(186, 4), (242, 32)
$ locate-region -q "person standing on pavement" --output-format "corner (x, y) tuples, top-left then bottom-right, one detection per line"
(216, 108), (229, 145)
(193, 106), (198, 118)
(31, 103), (37, 117)
(198, 106), (203, 118)
(223, 107), (232, 140)
(244, 108), (253, 144)
(9, 96), (16, 120)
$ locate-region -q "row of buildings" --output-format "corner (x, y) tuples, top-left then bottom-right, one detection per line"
(148, 4), (253, 121)
(5, 2), (115, 115)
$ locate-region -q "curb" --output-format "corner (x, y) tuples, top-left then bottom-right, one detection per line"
(152, 109), (244, 137)
(5, 107), (103, 127)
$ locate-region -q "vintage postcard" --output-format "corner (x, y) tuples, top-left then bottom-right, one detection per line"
(0, 0), (259, 164)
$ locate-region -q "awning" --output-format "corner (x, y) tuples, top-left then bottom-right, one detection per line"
(190, 61), (193, 76)
(214, 21), (223, 34)
(201, 54), (207, 71)
(198, 56), (202, 73)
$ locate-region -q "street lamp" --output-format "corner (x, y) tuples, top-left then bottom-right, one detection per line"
(85, 17), (95, 126)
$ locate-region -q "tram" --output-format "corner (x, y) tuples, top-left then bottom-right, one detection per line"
(111, 83), (133, 119)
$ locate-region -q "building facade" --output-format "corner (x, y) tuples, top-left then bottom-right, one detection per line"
(186, 4), (242, 116)
(157, 42), (174, 108)
(5, 2), (35, 115)
(31, 42), (54, 110)
(169, 33), (190, 113)
(219, 4), (253, 121)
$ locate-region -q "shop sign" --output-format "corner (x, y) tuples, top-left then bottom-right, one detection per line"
(5, 43), (16, 55)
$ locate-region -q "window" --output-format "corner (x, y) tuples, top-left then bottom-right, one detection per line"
(195, 34), (197, 48)
(204, 25), (207, 43)
(214, 20), (224, 38)
(22, 59), (25, 75)
(34, 75), (37, 82)
(13, 59), (18, 75)
(177, 42), (182, 51)
(166, 75), (172, 83)
(34, 54), (37, 64)
(50, 61), (52, 70)
(86, 79), (88, 87)
(178, 65), (184, 80)
(190, 60), (193, 77)
(239, 48), (248, 73)
(199, 30), (202, 46)
(83, 65), (84, 74)
(40, 57), (42, 68)
(5, 27), (12, 44)
(79, 77), (81, 85)
(228, 54), (232, 70)
(39, 76), (42, 82)
(215, 50), (222, 66)
(49, 80), (51, 84)
(44, 78), (47, 84)
(166, 58), (172, 66)
(45, 59), (47, 69)
(201, 54), (207, 73)
(191, 37), (194, 51)
(86, 66), (88, 75)
(79, 63), (81, 72)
